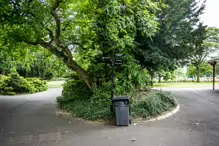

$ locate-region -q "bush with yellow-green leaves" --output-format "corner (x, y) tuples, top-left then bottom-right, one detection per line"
(0, 72), (47, 95)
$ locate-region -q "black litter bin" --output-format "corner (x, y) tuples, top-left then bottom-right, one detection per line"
(112, 96), (130, 126)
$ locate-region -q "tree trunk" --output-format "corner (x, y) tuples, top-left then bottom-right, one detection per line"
(68, 60), (93, 89)
(38, 42), (93, 89)
(150, 74), (154, 86)
(158, 74), (161, 83)
(196, 65), (200, 82)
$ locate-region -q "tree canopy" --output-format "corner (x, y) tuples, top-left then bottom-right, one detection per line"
(0, 0), (161, 88)
(133, 0), (206, 78)
(188, 26), (219, 82)
(0, 0), (215, 89)
(187, 63), (212, 77)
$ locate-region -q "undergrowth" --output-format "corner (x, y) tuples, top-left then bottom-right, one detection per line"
(57, 78), (177, 121)
(131, 91), (177, 119)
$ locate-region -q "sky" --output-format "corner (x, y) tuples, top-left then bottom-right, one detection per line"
(199, 0), (219, 59)
(200, 0), (219, 27)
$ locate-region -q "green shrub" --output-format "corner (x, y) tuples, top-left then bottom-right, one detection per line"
(26, 78), (48, 93)
(57, 78), (112, 120)
(7, 92), (16, 95)
(0, 72), (48, 95)
(43, 71), (54, 80)
(163, 72), (172, 81)
(131, 91), (177, 118)
(57, 78), (177, 121)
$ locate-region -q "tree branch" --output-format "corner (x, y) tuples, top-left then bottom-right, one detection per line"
(23, 39), (68, 63)
(51, 0), (73, 61)
(23, 39), (45, 46)
(200, 52), (208, 62)
(62, 20), (93, 31)
(48, 0), (93, 88)
(40, 43), (68, 63)
(46, 28), (54, 44)
(23, 38), (93, 89)
(51, 0), (62, 43)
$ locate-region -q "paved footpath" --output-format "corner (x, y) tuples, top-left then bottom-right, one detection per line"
(0, 88), (219, 146)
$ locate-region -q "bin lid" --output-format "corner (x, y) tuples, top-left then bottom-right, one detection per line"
(112, 96), (130, 101)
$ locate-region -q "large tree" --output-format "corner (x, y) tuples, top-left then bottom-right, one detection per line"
(0, 0), (159, 89)
(1, 0), (95, 88)
(189, 26), (219, 82)
(133, 0), (206, 79)
(187, 63), (212, 77)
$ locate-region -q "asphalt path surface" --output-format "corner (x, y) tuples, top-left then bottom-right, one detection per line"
(0, 88), (219, 146)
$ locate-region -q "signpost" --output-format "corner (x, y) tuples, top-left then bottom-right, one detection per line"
(102, 53), (125, 99)
(102, 53), (125, 113)
(103, 53), (131, 125)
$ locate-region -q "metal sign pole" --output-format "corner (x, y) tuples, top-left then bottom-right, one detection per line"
(102, 53), (124, 114)
(111, 56), (115, 100)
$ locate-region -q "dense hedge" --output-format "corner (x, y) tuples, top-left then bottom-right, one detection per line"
(57, 79), (177, 121)
(0, 72), (48, 95)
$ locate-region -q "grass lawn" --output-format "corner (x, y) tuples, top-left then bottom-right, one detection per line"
(48, 80), (217, 88)
(47, 81), (65, 88)
(153, 82), (217, 88)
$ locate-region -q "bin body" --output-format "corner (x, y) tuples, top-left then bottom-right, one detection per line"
(112, 96), (130, 126)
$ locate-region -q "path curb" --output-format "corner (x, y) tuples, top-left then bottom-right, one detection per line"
(152, 104), (180, 122)
(133, 104), (180, 124)
(57, 104), (180, 125)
